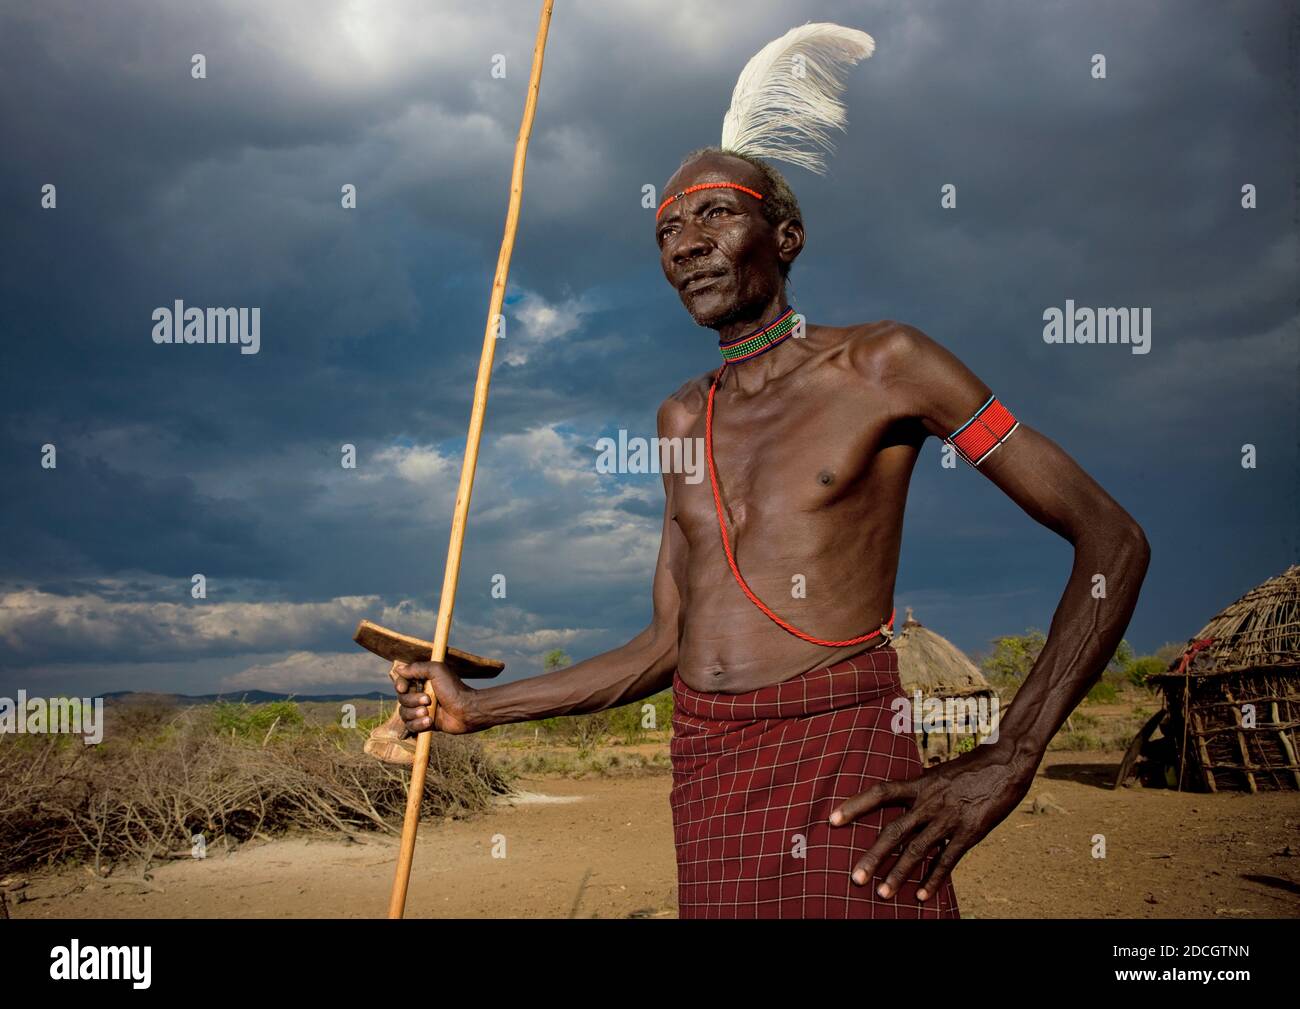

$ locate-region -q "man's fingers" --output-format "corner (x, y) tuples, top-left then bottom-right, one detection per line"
(387, 661), (411, 694)
(881, 821), (950, 900)
(390, 658), (439, 731)
(397, 675), (439, 732)
(916, 837), (966, 902)
(829, 780), (915, 826)
(402, 710), (432, 732)
(401, 705), (433, 732)
(850, 809), (922, 890)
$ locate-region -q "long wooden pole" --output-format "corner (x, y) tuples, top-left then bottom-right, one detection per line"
(388, 0), (555, 919)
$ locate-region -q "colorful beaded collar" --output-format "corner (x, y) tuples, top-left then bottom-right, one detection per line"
(717, 305), (800, 364)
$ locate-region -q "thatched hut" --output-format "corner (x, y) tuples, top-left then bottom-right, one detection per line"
(893, 609), (999, 764)
(1116, 564), (1300, 792)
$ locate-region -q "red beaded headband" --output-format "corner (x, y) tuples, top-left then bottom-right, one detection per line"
(655, 181), (765, 221)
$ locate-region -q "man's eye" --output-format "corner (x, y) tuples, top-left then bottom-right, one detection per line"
(708, 206), (727, 218)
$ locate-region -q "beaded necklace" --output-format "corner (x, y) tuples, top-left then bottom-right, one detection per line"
(717, 305), (800, 364)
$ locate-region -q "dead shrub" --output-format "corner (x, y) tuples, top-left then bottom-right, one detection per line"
(0, 705), (511, 877)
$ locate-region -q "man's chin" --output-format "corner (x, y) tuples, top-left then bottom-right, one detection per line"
(682, 294), (736, 330)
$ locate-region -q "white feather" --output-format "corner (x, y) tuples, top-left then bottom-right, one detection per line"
(720, 22), (875, 175)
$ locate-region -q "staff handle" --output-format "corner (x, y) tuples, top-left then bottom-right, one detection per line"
(388, 0), (555, 920)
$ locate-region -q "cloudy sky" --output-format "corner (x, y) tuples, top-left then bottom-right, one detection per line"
(0, 0), (1294, 698)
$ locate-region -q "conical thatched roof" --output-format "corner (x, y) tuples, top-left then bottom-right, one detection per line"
(1155, 563), (1300, 679)
(893, 609), (993, 698)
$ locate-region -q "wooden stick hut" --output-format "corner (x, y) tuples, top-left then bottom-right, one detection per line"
(1116, 563), (1300, 792)
(893, 609), (999, 764)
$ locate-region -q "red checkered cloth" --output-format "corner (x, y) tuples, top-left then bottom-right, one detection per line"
(669, 644), (960, 919)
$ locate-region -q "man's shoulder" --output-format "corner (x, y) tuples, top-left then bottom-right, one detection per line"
(835, 319), (950, 382)
(834, 320), (993, 429)
(656, 370), (716, 435)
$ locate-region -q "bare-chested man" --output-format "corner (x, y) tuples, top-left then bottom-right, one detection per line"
(377, 148), (1151, 918)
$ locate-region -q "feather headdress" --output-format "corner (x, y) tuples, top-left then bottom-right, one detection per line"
(720, 23), (875, 175)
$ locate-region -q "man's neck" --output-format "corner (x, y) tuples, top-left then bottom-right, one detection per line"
(713, 296), (804, 396)
(713, 295), (789, 344)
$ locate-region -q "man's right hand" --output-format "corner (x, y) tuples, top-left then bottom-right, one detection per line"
(389, 659), (479, 735)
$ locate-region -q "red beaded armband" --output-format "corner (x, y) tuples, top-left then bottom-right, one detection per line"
(946, 395), (1019, 467)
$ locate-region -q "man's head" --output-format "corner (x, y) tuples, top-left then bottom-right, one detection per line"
(656, 148), (804, 330)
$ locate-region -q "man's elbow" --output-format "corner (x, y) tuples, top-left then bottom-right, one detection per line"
(1075, 506), (1149, 572)
(644, 621), (679, 677)
(1130, 522), (1151, 576)
(1110, 513), (1151, 580)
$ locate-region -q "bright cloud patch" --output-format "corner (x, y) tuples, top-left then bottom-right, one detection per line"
(503, 287), (600, 366)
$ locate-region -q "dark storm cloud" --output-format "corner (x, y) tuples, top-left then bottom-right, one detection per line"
(0, 0), (1294, 693)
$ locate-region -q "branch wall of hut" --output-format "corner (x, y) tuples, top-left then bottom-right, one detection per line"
(1157, 667), (1298, 792)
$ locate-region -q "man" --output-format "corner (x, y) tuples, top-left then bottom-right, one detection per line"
(374, 148), (1150, 918)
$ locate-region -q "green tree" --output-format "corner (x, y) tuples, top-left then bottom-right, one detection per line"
(1124, 655), (1166, 686)
(543, 649), (572, 672)
(980, 630), (1046, 689)
(1106, 639), (1135, 675)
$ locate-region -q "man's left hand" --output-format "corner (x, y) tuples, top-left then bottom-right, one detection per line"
(827, 742), (1038, 902)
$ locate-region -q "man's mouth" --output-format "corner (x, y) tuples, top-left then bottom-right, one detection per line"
(681, 270), (726, 292)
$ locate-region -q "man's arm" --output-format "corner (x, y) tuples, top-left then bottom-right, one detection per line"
(461, 495), (683, 729)
(398, 401), (687, 734)
(889, 323), (1150, 757)
(831, 323), (1150, 901)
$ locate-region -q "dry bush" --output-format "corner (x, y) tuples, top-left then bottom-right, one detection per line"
(0, 705), (511, 877)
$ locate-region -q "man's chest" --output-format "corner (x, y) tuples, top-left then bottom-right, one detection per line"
(669, 377), (894, 548)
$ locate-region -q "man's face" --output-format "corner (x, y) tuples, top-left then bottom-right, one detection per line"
(656, 153), (797, 329)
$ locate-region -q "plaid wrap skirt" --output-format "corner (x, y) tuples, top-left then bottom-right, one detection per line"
(669, 644), (960, 919)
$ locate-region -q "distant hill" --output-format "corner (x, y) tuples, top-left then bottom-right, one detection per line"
(102, 689), (389, 705)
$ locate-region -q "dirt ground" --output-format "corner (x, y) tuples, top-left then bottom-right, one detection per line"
(8, 748), (1298, 919)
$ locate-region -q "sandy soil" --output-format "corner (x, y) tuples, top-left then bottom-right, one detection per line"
(8, 749), (1298, 919)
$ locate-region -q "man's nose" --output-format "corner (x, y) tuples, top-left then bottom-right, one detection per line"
(672, 221), (713, 262)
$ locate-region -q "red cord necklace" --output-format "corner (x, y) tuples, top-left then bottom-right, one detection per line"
(704, 358), (895, 648)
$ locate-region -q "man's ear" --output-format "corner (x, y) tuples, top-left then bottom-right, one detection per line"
(776, 217), (805, 270)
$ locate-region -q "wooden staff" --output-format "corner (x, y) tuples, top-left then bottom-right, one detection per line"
(388, 0), (555, 919)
